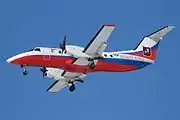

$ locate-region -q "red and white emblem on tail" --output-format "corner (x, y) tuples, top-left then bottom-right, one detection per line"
(143, 46), (151, 56)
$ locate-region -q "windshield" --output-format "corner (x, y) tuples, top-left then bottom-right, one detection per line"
(29, 49), (34, 51)
(34, 48), (41, 51)
(29, 48), (41, 52)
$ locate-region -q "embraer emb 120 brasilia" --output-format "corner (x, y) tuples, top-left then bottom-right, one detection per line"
(7, 24), (174, 93)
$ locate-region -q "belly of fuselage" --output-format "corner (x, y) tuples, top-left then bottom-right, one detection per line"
(13, 55), (138, 72)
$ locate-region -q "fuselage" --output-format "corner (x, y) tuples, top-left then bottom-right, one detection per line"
(7, 45), (153, 73)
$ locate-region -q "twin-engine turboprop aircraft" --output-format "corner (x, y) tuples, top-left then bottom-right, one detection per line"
(7, 24), (174, 93)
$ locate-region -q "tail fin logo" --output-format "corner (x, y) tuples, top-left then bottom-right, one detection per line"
(143, 46), (151, 56)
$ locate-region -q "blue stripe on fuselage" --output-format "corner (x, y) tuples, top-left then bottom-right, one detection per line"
(103, 58), (151, 68)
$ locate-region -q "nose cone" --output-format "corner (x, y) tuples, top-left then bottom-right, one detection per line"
(6, 53), (28, 64)
(6, 57), (15, 63)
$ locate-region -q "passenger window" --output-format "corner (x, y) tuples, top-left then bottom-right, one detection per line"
(59, 50), (62, 53)
(110, 55), (113, 57)
(113, 53), (119, 57)
(104, 54), (107, 57)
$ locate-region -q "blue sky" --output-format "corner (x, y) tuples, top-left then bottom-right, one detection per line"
(0, 0), (179, 120)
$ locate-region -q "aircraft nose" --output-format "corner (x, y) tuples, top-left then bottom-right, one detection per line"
(6, 56), (17, 63)
(7, 57), (11, 63)
(6, 53), (28, 64)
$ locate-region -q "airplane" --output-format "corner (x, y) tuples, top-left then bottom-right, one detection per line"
(7, 24), (174, 93)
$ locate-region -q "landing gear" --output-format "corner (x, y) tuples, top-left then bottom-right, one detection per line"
(69, 83), (75, 92)
(21, 65), (28, 76)
(88, 57), (96, 69)
(89, 61), (95, 69)
(75, 79), (84, 83)
(40, 67), (47, 77)
(68, 79), (84, 92)
(23, 70), (28, 76)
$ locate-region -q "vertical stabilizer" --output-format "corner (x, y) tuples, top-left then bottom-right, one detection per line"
(131, 26), (175, 60)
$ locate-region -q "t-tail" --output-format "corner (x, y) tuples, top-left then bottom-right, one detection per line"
(127, 26), (175, 62)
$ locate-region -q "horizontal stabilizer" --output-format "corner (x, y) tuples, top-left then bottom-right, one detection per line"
(130, 25), (175, 60)
(147, 26), (175, 41)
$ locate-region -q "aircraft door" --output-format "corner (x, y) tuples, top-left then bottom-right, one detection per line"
(43, 49), (51, 60)
(43, 55), (51, 60)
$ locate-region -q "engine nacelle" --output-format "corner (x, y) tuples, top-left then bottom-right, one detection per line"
(44, 67), (87, 82)
(45, 68), (66, 80)
(66, 45), (92, 59)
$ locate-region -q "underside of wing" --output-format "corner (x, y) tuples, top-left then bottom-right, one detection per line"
(47, 80), (68, 93)
(72, 57), (98, 66)
(83, 24), (115, 57)
(45, 67), (87, 93)
(62, 71), (87, 79)
(71, 24), (115, 66)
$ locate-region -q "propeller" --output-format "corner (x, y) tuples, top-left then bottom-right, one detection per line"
(40, 67), (47, 77)
(59, 36), (67, 53)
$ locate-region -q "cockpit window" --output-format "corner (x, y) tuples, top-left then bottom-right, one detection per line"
(34, 48), (41, 51)
(29, 48), (41, 52)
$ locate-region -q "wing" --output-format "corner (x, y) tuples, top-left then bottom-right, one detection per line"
(83, 24), (115, 57)
(45, 68), (86, 93)
(47, 80), (68, 93)
(61, 71), (87, 79)
(73, 24), (115, 66)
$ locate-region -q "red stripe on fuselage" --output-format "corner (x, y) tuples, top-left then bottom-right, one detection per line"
(11, 55), (138, 72)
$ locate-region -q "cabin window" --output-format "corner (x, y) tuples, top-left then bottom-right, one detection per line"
(104, 54), (107, 57)
(113, 53), (119, 57)
(110, 55), (113, 57)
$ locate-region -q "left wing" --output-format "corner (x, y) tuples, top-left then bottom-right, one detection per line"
(45, 68), (86, 93)
(73, 24), (115, 66)
(47, 80), (68, 93)
(83, 24), (115, 57)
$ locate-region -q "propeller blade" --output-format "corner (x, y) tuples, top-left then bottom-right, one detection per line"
(59, 36), (67, 53)
(40, 67), (47, 77)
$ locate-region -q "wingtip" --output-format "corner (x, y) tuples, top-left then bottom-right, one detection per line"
(104, 24), (116, 27)
(168, 25), (175, 29)
(165, 25), (175, 32)
(165, 25), (175, 30)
